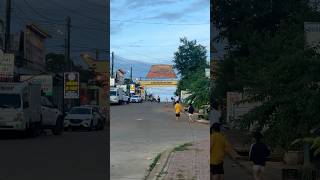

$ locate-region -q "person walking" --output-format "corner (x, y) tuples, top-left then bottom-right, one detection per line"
(188, 103), (195, 122)
(211, 123), (229, 180)
(174, 101), (183, 120)
(249, 132), (270, 180)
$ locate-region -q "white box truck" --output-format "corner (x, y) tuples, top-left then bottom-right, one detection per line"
(0, 82), (42, 136)
(110, 87), (125, 104)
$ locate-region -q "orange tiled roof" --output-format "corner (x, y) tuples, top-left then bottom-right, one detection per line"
(146, 64), (177, 79)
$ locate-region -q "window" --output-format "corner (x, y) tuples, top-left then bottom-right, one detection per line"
(0, 94), (21, 109)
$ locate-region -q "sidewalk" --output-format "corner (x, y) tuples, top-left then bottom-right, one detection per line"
(162, 139), (210, 180)
(157, 131), (283, 180)
(160, 139), (253, 180)
(224, 129), (283, 180)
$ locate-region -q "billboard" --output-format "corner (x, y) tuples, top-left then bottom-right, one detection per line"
(130, 84), (135, 94)
(24, 25), (50, 70)
(64, 72), (79, 99)
(139, 80), (178, 87)
(20, 75), (53, 96)
(0, 50), (14, 78)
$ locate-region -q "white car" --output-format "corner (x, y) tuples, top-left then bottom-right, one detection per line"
(64, 106), (101, 131)
(123, 95), (130, 104)
(40, 97), (64, 135)
(130, 95), (142, 103)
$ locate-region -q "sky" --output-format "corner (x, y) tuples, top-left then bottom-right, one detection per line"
(111, 0), (210, 64)
(0, 0), (108, 67)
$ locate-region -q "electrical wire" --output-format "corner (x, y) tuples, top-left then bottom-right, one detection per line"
(22, 0), (63, 22)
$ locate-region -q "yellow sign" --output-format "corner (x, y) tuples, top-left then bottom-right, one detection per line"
(139, 80), (178, 87)
(130, 84), (135, 93)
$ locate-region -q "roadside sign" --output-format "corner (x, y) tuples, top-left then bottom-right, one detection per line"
(130, 84), (135, 94)
(0, 50), (14, 78)
(64, 72), (79, 99)
(110, 77), (115, 87)
(20, 75), (53, 96)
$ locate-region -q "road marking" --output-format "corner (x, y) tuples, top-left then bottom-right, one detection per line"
(136, 118), (143, 121)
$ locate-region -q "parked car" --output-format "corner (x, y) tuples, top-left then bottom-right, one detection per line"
(130, 95), (142, 103)
(123, 94), (130, 104)
(40, 96), (64, 135)
(82, 105), (106, 130)
(64, 106), (103, 131)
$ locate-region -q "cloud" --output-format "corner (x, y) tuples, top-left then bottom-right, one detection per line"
(124, 0), (183, 9)
(111, 22), (125, 34)
(141, 0), (210, 21)
(146, 12), (185, 21)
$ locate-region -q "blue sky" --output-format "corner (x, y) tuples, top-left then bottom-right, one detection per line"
(111, 0), (210, 64)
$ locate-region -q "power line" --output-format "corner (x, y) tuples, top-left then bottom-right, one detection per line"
(113, 47), (173, 61)
(111, 19), (210, 26)
(22, 0), (63, 22)
(45, 0), (107, 25)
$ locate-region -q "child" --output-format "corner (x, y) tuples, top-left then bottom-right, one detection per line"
(174, 101), (183, 120)
(249, 131), (270, 180)
(188, 103), (195, 122)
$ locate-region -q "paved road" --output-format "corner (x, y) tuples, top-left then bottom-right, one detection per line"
(0, 127), (108, 180)
(110, 102), (209, 180)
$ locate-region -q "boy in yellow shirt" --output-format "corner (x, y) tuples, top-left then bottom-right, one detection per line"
(174, 101), (183, 120)
(211, 123), (229, 180)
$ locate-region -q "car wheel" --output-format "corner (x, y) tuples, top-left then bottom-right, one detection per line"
(52, 116), (64, 135)
(88, 120), (94, 131)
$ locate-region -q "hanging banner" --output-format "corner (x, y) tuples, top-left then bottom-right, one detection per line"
(64, 72), (79, 99)
(0, 50), (14, 78)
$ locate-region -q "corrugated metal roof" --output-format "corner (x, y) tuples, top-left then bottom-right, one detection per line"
(146, 64), (177, 79)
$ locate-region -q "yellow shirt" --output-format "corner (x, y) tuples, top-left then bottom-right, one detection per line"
(174, 103), (183, 113)
(210, 132), (229, 165)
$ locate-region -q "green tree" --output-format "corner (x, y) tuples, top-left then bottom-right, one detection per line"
(173, 37), (207, 77)
(45, 53), (94, 83)
(214, 0), (320, 148)
(173, 37), (209, 108)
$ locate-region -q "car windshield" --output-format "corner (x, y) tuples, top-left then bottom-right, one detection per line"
(110, 91), (117, 96)
(69, 108), (91, 114)
(0, 94), (21, 109)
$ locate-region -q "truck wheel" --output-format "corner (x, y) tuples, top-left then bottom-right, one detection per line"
(27, 121), (42, 138)
(88, 120), (94, 131)
(52, 116), (64, 135)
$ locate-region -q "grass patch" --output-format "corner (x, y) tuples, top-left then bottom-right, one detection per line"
(174, 143), (193, 151)
(148, 153), (161, 172)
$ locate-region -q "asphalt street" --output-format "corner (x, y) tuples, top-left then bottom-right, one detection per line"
(0, 126), (109, 180)
(110, 102), (209, 180)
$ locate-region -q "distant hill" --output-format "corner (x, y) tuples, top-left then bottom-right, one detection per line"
(112, 58), (153, 79)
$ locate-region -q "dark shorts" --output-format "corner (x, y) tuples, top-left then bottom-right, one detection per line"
(211, 162), (224, 175)
(176, 113), (180, 117)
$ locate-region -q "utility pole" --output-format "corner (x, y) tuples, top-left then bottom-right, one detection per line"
(4, 0), (11, 52)
(65, 16), (71, 71)
(111, 51), (114, 78)
(96, 49), (99, 60)
(130, 66), (133, 81)
(64, 16), (72, 107)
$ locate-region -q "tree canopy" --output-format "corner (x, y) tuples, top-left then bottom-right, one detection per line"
(173, 37), (210, 108)
(214, 0), (320, 148)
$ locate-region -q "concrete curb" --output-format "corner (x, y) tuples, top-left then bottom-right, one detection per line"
(144, 149), (173, 180)
(195, 119), (210, 125)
